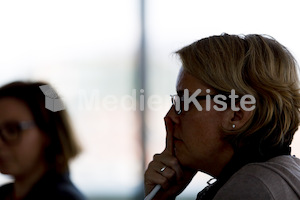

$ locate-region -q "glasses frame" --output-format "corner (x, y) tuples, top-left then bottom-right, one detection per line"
(0, 121), (36, 144)
(170, 94), (217, 115)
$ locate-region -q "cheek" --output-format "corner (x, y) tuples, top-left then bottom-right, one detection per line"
(12, 131), (47, 171)
(181, 110), (220, 133)
(180, 110), (224, 150)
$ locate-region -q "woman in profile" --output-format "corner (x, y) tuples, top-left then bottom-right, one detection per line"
(0, 81), (85, 200)
(144, 34), (300, 199)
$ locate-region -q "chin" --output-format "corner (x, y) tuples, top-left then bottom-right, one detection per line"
(175, 155), (198, 170)
(175, 154), (190, 167)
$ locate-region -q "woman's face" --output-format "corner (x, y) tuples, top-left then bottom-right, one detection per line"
(0, 97), (48, 178)
(165, 69), (234, 176)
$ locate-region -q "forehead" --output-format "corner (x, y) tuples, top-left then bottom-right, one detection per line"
(176, 68), (213, 94)
(0, 97), (34, 122)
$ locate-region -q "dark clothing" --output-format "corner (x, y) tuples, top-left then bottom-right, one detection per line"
(0, 170), (86, 200)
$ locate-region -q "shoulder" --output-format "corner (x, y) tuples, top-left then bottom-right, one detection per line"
(54, 178), (86, 200)
(213, 155), (300, 200)
(28, 171), (86, 200)
(213, 171), (274, 200)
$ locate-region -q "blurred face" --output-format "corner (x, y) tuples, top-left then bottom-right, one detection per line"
(166, 69), (234, 176)
(0, 97), (48, 178)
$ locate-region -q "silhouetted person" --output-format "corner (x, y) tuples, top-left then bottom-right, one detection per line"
(145, 34), (300, 200)
(0, 81), (86, 200)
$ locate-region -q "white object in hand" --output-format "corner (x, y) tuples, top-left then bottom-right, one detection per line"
(144, 185), (161, 200)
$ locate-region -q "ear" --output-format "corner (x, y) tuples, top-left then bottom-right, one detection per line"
(222, 103), (254, 131)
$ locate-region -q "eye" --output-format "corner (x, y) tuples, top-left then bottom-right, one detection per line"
(2, 122), (21, 139)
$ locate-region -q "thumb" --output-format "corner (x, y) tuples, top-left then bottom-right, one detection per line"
(164, 117), (174, 155)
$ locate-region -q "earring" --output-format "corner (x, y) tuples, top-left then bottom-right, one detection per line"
(232, 124), (236, 128)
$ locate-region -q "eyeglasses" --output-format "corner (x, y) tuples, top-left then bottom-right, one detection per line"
(170, 94), (216, 115)
(0, 121), (36, 144)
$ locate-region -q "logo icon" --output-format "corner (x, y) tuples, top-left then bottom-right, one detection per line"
(39, 85), (65, 112)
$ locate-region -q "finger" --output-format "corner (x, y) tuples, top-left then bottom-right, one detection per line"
(145, 170), (170, 190)
(145, 162), (171, 191)
(150, 162), (175, 181)
(161, 157), (184, 182)
(164, 117), (174, 155)
(149, 156), (167, 173)
(152, 154), (183, 183)
(160, 167), (176, 182)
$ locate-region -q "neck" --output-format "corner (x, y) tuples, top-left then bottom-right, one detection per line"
(13, 163), (48, 200)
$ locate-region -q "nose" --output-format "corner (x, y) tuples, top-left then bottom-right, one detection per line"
(165, 105), (180, 124)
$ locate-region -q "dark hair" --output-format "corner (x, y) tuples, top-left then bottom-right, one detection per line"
(0, 81), (81, 172)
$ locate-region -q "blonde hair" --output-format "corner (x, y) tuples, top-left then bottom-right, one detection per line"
(176, 34), (300, 155)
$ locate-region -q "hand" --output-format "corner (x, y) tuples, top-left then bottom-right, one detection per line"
(144, 117), (197, 200)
